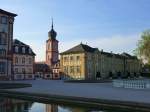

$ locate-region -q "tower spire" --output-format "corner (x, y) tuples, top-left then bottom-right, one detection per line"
(51, 18), (53, 29)
(48, 18), (57, 40)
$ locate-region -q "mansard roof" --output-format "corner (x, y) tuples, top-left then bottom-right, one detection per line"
(60, 43), (137, 60)
(13, 39), (36, 56)
(121, 52), (137, 59)
(60, 43), (99, 54)
(101, 51), (123, 59)
(0, 9), (17, 17)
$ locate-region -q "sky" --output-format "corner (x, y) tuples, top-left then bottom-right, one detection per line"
(1, 0), (150, 61)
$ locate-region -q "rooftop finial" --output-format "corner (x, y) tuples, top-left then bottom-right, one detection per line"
(51, 18), (54, 29)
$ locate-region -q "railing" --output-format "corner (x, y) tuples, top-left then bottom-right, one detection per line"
(113, 79), (150, 89)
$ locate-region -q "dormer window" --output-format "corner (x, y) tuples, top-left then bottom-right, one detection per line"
(15, 46), (18, 53)
(22, 47), (25, 53)
(29, 48), (32, 54)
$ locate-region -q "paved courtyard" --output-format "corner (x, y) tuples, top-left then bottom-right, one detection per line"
(1, 79), (150, 104)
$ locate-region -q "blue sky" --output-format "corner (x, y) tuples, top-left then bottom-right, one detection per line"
(1, 0), (150, 61)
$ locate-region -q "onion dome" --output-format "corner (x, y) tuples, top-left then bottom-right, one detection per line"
(48, 19), (57, 40)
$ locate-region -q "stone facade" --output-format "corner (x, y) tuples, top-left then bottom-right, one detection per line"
(12, 39), (35, 80)
(60, 43), (141, 80)
(0, 9), (17, 80)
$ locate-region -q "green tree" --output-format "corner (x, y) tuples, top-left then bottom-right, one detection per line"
(135, 30), (150, 64)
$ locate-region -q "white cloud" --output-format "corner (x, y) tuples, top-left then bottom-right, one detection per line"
(60, 33), (141, 54)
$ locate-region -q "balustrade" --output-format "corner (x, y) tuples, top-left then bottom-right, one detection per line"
(113, 79), (150, 89)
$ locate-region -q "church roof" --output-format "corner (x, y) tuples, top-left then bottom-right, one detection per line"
(60, 43), (99, 54)
(0, 9), (17, 17)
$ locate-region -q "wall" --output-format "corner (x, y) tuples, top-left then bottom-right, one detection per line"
(13, 54), (35, 80)
(60, 53), (85, 79)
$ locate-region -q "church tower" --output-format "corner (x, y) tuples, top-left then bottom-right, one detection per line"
(46, 20), (59, 67)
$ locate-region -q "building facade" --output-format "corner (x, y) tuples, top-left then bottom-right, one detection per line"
(0, 9), (17, 80)
(13, 39), (35, 80)
(60, 43), (141, 80)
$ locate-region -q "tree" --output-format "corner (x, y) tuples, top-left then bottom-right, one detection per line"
(135, 30), (150, 64)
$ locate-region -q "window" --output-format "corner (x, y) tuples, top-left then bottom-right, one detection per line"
(22, 57), (25, 64)
(70, 66), (74, 73)
(15, 68), (18, 73)
(29, 48), (32, 54)
(76, 66), (81, 73)
(0, 33), (6, 45)
(70, 56), (74, 61)
(22, 47), (25, 53)
(48, 44), (50, 49)
(29, 68), (32, 73)
(29, 58), (32, 64)
(15, 46), (19, 53)
(22, 68), (25, 74)
(76, 56), (80, 61)
(64, 66), (68, 74)
(28, 75), (33, 78)
(0, 62), (5, 74)
(47, 55), (50, 61)
(0, 49), (6, 56)
(64, 57), (68, 62)
(1, 16), (8, 24)
(15, 57), (18, 64)
(16, 75), (22, 79)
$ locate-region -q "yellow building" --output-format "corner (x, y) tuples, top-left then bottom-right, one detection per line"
(60, 43), (99, 79)
(60, 43), (141, 80)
